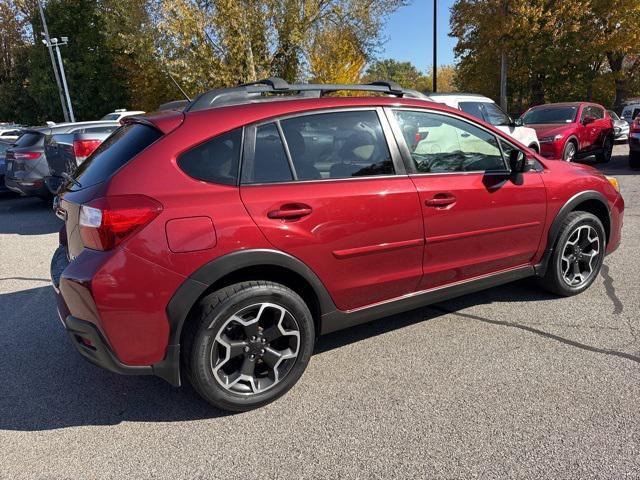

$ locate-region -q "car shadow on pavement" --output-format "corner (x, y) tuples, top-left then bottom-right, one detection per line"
(317, 278), (640, 364)
(0, 286), (231, 432)
(0, 196), (61, 235)
(2, 280), (635, 432)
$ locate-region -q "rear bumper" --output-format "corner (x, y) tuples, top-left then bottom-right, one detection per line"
(5, 174), (49, 197)
(63, 315), (155, 376)
(50, 244), (181, 386)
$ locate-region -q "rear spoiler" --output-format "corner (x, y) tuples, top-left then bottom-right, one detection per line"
(121, 111), (184, 135)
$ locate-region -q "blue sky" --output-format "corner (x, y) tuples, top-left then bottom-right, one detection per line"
(380, 0), (457, 72)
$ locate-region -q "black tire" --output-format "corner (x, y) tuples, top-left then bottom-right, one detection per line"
(539, 211), (606, 296)
(562, 140), (577, 162)
(595, 136), (613, 163)
(630, 150), (640, 169)
(182, 281), (315, 411)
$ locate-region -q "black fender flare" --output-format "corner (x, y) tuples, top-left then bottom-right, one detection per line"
(535, 190), (610, 276)
(165, 249), (337, 347)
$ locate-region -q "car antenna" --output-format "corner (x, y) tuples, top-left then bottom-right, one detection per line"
(167, 71), (191, 102)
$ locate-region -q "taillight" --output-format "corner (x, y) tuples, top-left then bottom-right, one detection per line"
(73, 139), (102, 164)
(79, 195), (162, 251)
(14, 151), (40, 160)
(632, 119), (640, 131)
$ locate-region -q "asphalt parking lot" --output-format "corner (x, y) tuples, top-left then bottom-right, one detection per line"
(1, 144), (639, 480)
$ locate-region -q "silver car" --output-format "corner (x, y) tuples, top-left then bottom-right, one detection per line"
(608, 110), (630, 141)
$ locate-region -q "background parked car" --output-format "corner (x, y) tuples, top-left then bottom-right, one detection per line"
(0, 139), (12, 193)
(100, 109), (145, 122)
(621, 102), (640, 125)
(609, 110), (630, 141)
(44, 125), (118, 194)
(4, 121), (119, 200)
(427, 93), (541, 152)
(0, 126), (23, 142)
(520, 102), (614, 162)
(629, 117), (640, 168)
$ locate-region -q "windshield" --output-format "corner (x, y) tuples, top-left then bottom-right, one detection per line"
(522, 106), (577, 125)
(101, 113), (120, 121)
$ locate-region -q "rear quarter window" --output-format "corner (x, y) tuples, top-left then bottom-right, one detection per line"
(177, 128), (242, 185)
(71, 123), (162, 190)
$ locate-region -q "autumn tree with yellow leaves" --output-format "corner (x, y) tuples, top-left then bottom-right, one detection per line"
(451, 0), (640, 113)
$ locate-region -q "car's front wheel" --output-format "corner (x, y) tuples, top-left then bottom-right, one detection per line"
(562, 141), (577, 162)
(182, 281), (315, 411)
(539, 211), (606, 296)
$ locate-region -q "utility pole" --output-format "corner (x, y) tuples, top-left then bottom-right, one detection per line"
(433, 0), (437, 93)
(52, 38), (75, 122)
(37, 0), (69, 122)
(499, 0), (508, 110)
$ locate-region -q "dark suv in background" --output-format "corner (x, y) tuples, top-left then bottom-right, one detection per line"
(51, 79), (623, 411)
(5, 121), (118, 199)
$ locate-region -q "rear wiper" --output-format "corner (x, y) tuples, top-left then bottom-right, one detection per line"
(61, 172), (81, 188)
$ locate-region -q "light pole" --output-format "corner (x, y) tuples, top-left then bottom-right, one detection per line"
(433, 0), (437, 93)
(37, 0), (69, 122)
(50, 37), (75, 122)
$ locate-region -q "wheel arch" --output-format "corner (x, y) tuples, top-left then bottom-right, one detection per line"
(166, 250), (337, 349)
(535, 190), (611, 275)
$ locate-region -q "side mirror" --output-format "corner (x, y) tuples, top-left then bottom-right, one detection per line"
(509, 149), (527, 173)
(582, 115), (596, 125)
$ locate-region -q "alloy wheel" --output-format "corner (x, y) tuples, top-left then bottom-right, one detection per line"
(210, 303), (300, 395)
(560, 225), (601, 287)
(564, 143), (576, 162)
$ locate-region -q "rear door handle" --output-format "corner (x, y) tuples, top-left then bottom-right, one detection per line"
(267, 204), (313, 220)
(425, 194), (457, 207)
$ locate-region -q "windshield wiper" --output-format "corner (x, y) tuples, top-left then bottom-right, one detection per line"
(61, 172), (82, 188)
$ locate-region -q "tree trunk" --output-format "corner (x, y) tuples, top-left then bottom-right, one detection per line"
(607, 52), (626, 111)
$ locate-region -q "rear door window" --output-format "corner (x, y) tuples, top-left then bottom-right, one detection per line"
(279, 110), (394, 180)
(71, 124), (162, 190)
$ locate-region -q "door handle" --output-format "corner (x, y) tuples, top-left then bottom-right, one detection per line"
(425, 194), (457, 207)
(267, 204), (313, 220)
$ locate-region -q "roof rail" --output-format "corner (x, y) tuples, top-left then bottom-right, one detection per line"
(186, 77), (427, 112)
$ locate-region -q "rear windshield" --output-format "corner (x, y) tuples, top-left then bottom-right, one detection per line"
(70, 123), (161, 190)
(14, 132), (42, 147)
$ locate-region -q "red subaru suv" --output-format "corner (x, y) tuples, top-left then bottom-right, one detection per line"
(520, 102), (614, 163)
(51, 79), (624, 411)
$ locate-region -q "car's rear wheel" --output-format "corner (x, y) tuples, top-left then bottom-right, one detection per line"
(630, 150), (640, 169)
(539, 211), (605, 296)
(562, 141), (577, 162)
(595, 136), (613, 163)
(182, 281), (315, 411)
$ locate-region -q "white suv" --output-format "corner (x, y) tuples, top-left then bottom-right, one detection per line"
(100, 109), (145, 122)
(428, 93), (540, 152)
